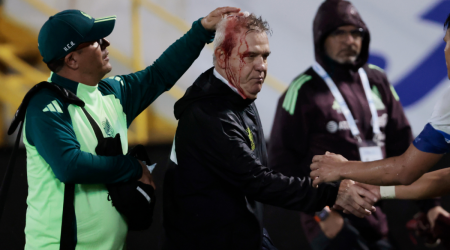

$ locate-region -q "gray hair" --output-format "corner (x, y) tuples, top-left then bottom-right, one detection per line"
(212, 12), (271, 64)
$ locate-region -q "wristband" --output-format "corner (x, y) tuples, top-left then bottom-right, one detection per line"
(380, 186), (396, 199)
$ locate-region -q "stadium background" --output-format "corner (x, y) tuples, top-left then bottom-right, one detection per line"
(1, 0), (450, 249)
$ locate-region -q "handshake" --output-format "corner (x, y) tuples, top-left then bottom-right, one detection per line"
(311, 152), (380, 218)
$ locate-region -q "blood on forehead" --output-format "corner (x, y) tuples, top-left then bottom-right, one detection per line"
(221, 16), (247, 57)
(221, 15), (251, 99)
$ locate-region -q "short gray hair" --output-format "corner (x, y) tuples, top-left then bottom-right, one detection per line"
(212, 12), (271, 64)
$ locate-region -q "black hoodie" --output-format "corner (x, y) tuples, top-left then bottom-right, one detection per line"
(163, 67), (339, 250)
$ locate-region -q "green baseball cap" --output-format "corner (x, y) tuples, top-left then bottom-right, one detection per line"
(38, 10), (116, 63)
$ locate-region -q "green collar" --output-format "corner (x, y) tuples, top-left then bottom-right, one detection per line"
(50, 73), (84, 95)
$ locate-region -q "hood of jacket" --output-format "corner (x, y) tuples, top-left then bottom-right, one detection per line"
(174, 67), (255, 120)
(313, 0), (371, 72)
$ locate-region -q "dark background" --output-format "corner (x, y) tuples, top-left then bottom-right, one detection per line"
(1, 144), (450, 250)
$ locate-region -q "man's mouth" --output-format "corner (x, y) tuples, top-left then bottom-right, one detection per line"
(103, 51), (110, 61)
(338, 49), (357, 56)
(252, 76), (264, 82)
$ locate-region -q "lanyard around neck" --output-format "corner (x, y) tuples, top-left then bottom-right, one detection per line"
(312, 62), (380, 142)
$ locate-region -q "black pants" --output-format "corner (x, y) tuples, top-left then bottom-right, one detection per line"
(310, 220), (394, 250)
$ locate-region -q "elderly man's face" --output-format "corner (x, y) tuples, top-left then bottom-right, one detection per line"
(324, 25), (363, 64)
(217, 30), (270, 99)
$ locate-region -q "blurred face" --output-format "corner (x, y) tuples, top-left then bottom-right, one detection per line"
(324, 25), (363, 64)
(217, 30), (270, 99)
(73, 38), (111, 78)
(444, 29), (450, 79)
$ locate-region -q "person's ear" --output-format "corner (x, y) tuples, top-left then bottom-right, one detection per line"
(215, 48), (226, 69)
(64, 52), (79, 70)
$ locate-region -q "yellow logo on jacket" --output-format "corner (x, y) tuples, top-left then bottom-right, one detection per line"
(246, 127), (255, 151)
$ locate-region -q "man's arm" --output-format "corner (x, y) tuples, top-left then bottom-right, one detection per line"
(395, 169), (450, 199)
(356, 171), (450, 229)
(178, 104), (376, 216)
(310, 144), (443, 186)
(311, 84), (450, 186)
(25, 96), (143, 184)
(103, 7), (241, 127)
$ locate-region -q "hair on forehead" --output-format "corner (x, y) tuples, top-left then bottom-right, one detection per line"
(445, 13), (450, 30)
(212, 12), (271, 63)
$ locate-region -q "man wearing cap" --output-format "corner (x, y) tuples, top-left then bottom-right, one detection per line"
(267, 0), (445, 249)
(25, 7), (240, 249)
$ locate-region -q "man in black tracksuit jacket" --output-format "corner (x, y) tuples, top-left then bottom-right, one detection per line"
(163, 13), (377, 250)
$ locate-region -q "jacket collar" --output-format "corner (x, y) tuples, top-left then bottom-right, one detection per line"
(49, 72), (99, 95)
(208, 68), (255, 109)
(213, 68), (240, 95)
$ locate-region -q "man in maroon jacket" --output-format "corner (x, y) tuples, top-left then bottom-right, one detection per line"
(268, 0), (445, 249)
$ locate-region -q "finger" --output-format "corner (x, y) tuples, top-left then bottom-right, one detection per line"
(312, 176), (321, 187)
(343, 210), (350, 214)
(341, 191), (373, 216)
(217, 7), (241, 15)
(352, 186), (377, 210)
(353, 186), (377, 212)
(362, 197), (377, 212)
(353, 195), (375, 212)
(340, 204), (366, 218)
(349, 203), (371, 218)
(310, 169), (320, 178)
(356, 185), (379, 203)
(312, 155), (324, 163)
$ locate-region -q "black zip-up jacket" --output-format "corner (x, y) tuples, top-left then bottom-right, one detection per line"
(163, 67), (339, 250)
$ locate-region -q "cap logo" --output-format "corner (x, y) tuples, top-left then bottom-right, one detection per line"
(63, 41), (75, 52)
(80, 11), (93, 19)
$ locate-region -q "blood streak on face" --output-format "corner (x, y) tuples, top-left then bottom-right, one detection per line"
(221, 16), (250, 99)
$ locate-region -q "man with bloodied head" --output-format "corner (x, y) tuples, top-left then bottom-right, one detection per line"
(163, 12), (380, 250)
(268, 0), (446, 249)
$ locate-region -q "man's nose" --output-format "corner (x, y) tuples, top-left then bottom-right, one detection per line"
(101, 38), (111, 50)
(343, 33), (356, 45)
(254, 56), (267, 72)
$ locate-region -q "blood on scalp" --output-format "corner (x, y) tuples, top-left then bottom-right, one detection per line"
(221, 16), (250, 99)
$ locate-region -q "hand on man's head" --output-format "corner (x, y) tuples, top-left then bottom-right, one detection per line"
(201, 6), (242, 31)
(333, 179), (379, 218)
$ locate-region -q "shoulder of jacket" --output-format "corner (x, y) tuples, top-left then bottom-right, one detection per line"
(189, 98), (240, 122)
(365, 64), (400, 101)
(98, 76), (123, 96)
(281, 68), (316, 115)
(366, 64), (388, 82)
(367, 63), (385, 73)
(27, 88), (68, 112)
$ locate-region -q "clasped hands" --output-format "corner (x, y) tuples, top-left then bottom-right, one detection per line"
(311, 152), (381, 218)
